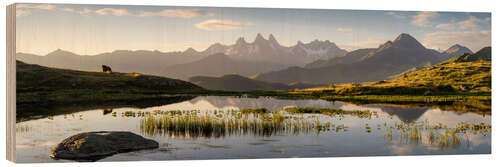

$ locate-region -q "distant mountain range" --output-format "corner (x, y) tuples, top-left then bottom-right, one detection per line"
(208, 33), (348, 65)
(162, 53), (288, 79)
(252, 33), (473, 84)
(448, 46), (490, 63)
(16, 49), (204, 76)
(188, 74), (323, 91)
(16, 33), (347, 77)
(441, 44), (473, 61)
(16, 33), (475, 90)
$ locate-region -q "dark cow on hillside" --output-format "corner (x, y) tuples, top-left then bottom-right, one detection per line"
(102, 108), (113, 115)
(102, 65), (112, 73)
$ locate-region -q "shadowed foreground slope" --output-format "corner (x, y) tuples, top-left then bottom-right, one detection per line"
(16, 61), (203, 104)
(16, 61), (203, 121)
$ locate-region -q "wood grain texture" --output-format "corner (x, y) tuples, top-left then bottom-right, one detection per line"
(6, 3), (17, 162)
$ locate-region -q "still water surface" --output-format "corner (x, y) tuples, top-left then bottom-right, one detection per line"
(16, 96), (491, 162)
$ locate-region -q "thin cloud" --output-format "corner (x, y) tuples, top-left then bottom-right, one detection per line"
(95, 8), (130, 16)
(195, 19), (249, 31)
(422, 30), (491, 52)
(457, 16), (489, 30)
(17, 4), (56, 10)
(412, 11), (439, 27)
(435, 16), (490, 30)
(16, 9), (31, 17)
(61, 8), (92, 15)
(336, 28), (353, 33)
(79, 8), (92, 15)
(340, 37), (386, 51)
(385, 11), (406, 19)
(139, 9), (214, 18)
(436, 23), (455, 30)
(61, 8), (74, 13)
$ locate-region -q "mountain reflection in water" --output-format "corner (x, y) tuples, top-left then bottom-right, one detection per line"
(15, 96), (490, 163)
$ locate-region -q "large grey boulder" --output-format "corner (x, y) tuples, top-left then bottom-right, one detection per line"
(50, 131), (158, 161)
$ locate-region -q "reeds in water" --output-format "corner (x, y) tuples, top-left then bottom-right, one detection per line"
(140, 110), (338, 138)
(134, 107), (490, 150)
(283, 107), (373, 118)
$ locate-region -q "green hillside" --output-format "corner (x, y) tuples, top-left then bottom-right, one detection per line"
(387, 61), (490, 93)
(385, 47), (491, 93)
(289, 47), (491, 112)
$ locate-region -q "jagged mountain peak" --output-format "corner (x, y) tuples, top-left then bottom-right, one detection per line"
(212, 42), (223, 46)
(184, 47), (197, 52)
(46, 49), (77, 56)
(394, 33), (414, 41)
(444, 44), (472, 54)
(391, 33), (425, 49)
(450, 44), (465, 48)
(268, 34), (278, 44)
(206, 42), (225, 49)
(254, 33), (267, 43)
(236, 37), (247, 45)
(203, 43), (228, 55)
(305, 39), (339, 49)
(268, 34), (276, 41)
(439, 44), (473, 61)
(377, 41), (393, 50)
(183, 47), (198, 55)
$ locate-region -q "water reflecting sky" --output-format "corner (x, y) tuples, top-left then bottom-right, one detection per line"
(15, 96), (491, 163)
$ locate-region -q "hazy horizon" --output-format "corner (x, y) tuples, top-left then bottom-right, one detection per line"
(16, 3), (491, 55)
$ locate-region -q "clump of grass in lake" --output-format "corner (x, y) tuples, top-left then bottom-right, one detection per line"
(383, 120), (490, 150)
(455, 122), (491, 135)
(365, 124), (372, 133)
(140, 109), (342, 138)
(283, 107), (373, 118)
(135, 108), (490, 150)
(120, 111), (150, 117)
(240, 108), (268, 114)
(320, 95), (491, 114)
(122, 111), (137, 117)
(16, 124), (31, 133)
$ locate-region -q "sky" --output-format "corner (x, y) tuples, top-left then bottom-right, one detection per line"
(15, 3), (491, 55)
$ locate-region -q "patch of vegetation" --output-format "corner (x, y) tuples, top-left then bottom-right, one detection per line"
(320, 95), (490, 113)
(283, 107), (373, 118)
(140, 112), (290, 138)
(240, 108), (268, 114)
(386, 61), (491, 93)
(299, 60), (490, 96)
(136, 108), (490, 150)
